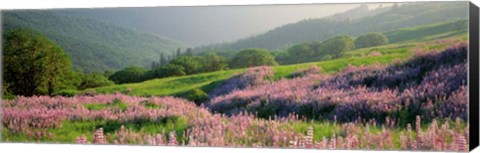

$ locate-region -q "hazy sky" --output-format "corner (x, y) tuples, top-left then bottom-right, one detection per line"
(58, 3), (390, 46)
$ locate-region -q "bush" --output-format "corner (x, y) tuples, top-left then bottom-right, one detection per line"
(287, 43), (314, 59)
(184, 88), (209, 106)
(321, 35), (354, 57)
(148, 64), (186, 79)
(78, 73), (114, 90)
(2, 86), (15, 100)
(201, 53), (227, 72)
(170, 56), (203, 75)
(108, 66), (147, 84)
(355, 33), (389, 49)
(230, 48), (278, 68)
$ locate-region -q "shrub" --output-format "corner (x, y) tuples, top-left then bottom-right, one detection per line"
(108, 66), (147, 84)
(170, 56), (203, 75)
(147, 64), (187, 79)
(78, 73), (114, 90)
(355, 33), (389, 49)
(230, 48), (278, 68)
(201, 53), (227, 72)
(321, 35), (354, 57)
(2, 86), (15, 100)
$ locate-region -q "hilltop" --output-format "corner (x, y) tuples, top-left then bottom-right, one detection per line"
(2, 11), (185, 72)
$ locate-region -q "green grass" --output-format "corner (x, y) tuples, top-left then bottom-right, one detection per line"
(385, 19), (467, 43)
(83, 98), (128, 112)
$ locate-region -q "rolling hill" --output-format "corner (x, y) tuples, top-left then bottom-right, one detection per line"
(2, 11), (186, 73)
(197, 1), (468, 51)
(90, 22), (468, 97)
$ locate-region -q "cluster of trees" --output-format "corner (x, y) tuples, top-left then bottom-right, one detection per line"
(113, 32), (386, 85)
(354, 33), (389, 49)
(109, 48), (278, 84)
(2, 28), (114, 98)
(277, 33), (388, 64)
(109, 51), (229, 84)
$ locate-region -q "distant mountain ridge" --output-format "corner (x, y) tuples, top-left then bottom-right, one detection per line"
(2, 11), (186, 73)
(197, 2), (468, 51)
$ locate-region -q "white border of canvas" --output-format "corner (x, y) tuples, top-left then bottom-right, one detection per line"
(0, 0), (478, 153)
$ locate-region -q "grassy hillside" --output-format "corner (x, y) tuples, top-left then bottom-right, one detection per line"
(282, 19), (468, 65)
(385, 19), (468, 43)
(197, 2), (468, 51)
(2, 11), (185, 72)
(92, 32), (467, 97)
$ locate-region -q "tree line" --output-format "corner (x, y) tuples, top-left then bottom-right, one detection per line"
(276, 32), (388, 64)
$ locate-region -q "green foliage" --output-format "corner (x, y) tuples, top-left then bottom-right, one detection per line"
(385, 20), (468, 43)
(108, 66), (147, 84)
(320, 35), (354, 57)
(355, 33), (389, 49)
(78, 72), (114, 90)
(287, 43), (314, 58)
(103, 70), (114, 78)
(3, 28), (74, 96)
(230, 48), (278, 68)
(2, 86), (15, 100)
(94, 70), (241, 97)
(170, 56), (203, 75)
(110, 53), (227, 85)
(201, 53), (227, 72)
(147, 64), (187, 79)
(182, 88), (209, 106)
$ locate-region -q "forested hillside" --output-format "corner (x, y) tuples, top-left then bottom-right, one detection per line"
(2, 11), (185, 72)
(198, 2), (467, 51)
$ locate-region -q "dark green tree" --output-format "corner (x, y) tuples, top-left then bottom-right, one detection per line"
(321, 35), (354, 57)
(287, 43), (314, 58)
(354, 33), (389, 49)
(108, 65), (147, 84)
(170, 56), (203, 74)
(78, 73), (114, 90)
(151, 64), (186, 78)
(201, 53), (227, 72)
(3, 28), (74, 96)
(230, 48), (278, 68)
